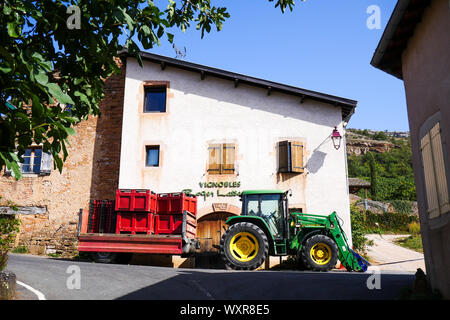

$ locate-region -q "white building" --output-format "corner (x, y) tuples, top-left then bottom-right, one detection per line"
(118, 51), (357, 254)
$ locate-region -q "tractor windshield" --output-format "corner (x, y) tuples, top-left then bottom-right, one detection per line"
(246, 194), (284, 238)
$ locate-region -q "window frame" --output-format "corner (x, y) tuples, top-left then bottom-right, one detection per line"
(145, 145), (160, 167)
(143, 86), (167, 113)
(3, 146), (52, 177)
(21, 147), (43, 174)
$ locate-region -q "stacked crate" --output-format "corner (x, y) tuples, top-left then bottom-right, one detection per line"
(115, 189), (157, 234)
(87, 200), (116, 234)
(154, 192), (197, 235)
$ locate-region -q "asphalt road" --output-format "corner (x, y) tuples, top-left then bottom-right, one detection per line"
(7, 253), (415, 300)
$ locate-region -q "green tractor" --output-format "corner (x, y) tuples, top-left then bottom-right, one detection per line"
(220, 190), (369, 272)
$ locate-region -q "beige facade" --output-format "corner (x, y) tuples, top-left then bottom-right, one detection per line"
(120, 56), (355, 251)
(371, 0), (450, 298)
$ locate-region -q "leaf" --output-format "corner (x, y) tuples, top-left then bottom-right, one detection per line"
(167, 33), (174, 43)
(0, 66), (12, 73)
(7, 22), (20, 38)
(31, 95), (44, 118)
(45, 83), (74, 105)
(34, 69), (49, 85)
(0, 152), (22, 180)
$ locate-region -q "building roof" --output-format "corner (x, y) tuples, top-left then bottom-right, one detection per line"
(242, 190), (286, 195)
(370, 0), (431, 79)
(122, 51), (358, 122)
(348, 178), (371, 188)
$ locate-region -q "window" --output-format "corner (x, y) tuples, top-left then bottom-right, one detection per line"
(420, 122), (449, 218)
(277, 140), (304, 173)
(245, 194), (285, 238)
(4, 147), (52, 176)
(207, 143), (235, 174)
(146, 146), (160, 167)
(144, 87), (166, 112)
(22, 148), (42, 173)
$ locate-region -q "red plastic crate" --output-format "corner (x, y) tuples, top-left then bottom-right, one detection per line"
(116, 211), (154, 234)
(154, 212), (197, 236)
(157, 193), (197, 215)
(88, 200), (116, 234)
(154, 214), (183, 234)
(115, 189), (157, 212)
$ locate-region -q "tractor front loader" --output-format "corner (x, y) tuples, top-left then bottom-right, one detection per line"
(220, 190), (369, 272)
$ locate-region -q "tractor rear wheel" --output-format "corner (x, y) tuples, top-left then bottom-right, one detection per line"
(220, 222), (269, 270)
(301, 234), (338, 272)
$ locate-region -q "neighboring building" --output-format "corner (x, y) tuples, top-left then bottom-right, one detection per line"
(1, 51), (357, 266)
(371, 0), (450, 297)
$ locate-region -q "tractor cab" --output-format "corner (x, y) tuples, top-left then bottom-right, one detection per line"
(240, 190), (289, 239)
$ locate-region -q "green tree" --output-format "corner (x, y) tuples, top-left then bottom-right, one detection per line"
(0, 0), (300, 179)
(368, 152), (378, 201)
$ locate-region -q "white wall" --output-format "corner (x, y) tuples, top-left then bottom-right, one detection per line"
(119, 58), (352, 242)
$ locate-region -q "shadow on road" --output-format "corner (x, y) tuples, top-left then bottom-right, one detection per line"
(116, 269), (415, 300)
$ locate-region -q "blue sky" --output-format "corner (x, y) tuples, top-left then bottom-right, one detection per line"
(131, 0), (408, 132)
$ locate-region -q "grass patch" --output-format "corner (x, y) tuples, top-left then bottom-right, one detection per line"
(394, 235), (423, 253)
(11, 245), (28, 254)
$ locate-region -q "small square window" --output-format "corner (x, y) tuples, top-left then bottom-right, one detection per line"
(144, 87), (166, 112)
(21, 148), (42, 174)
(146, 146), (160, 167)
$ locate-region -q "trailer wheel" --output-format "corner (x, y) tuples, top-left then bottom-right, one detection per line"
(220, 222), (269, 270)
(301, 235), (338, 272)
(92, 252), (117, 264)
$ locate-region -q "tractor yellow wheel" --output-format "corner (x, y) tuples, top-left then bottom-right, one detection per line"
(310, 243), (332, 265)
(301, 234), (338, 272)
(229, 232), (259, 262)
(220, 222), (269, 270)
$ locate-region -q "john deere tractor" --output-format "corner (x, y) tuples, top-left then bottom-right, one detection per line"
(220, 190), (369, 272)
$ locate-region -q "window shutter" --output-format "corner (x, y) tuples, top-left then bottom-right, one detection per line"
(290, 141), (304, 173)
(421, 133), (440, 218)
(40, 151), (53, 175)
(222, 144), (235, 174)
(430, 123), (449, 214)
(278, 141), (289, 173)
(208, 144), (222, 174)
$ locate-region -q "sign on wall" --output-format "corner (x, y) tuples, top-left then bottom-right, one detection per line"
(182, 181), (242, 200)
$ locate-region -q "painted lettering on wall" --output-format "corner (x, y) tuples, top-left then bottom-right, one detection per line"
(198, 181), (241, 188)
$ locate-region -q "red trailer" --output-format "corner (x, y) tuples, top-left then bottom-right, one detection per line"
(77, 191), (199, 263)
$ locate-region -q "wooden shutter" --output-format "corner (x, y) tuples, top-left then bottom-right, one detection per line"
(430, 123), (449, 215)
(208, 144), (221, 174)
(290, 141), (304, 173)
(421, 132), (440, 218)
(278, 141), (289, 173)
(40, 151), (53, 175)
(222, 144), (235, 174)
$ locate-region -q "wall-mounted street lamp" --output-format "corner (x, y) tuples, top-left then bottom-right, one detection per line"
(331, 127), (342, 150)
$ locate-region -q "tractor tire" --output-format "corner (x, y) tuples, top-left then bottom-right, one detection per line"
(301, 234), (338, 272)
(220, 222), (269, 270)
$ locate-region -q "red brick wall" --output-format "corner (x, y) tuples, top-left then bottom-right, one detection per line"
(0, 57), (127, 257)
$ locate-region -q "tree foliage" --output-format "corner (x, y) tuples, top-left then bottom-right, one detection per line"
(0, 215), (20, 271)
(348, 134), (416, 201)
(0, 0), (298, 179)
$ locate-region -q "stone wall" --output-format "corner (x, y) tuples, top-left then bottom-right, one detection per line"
(0, 58), (126, 257)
